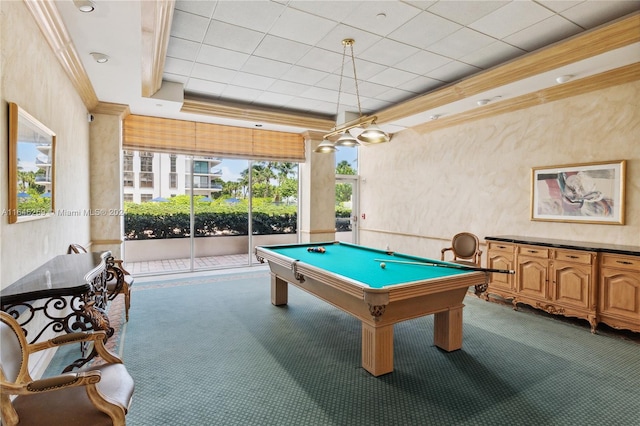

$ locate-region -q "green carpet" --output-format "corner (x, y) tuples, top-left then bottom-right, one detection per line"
(48, 270), (640, 425)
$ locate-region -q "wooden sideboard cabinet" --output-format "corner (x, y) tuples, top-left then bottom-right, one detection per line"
(485, 236), (639, 334)
(599, 253), (640, 333)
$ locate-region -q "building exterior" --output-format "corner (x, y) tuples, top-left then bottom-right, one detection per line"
(123, 151), (223, 203)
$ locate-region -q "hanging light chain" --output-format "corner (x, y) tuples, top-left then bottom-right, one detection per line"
(345, 39), (363, 118)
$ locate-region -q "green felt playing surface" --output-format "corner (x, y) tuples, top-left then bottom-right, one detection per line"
(262, 242), (471, 289)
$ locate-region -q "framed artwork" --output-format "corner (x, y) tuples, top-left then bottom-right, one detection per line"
(531, 160), (626, 225)
(8, 102), (56, 223)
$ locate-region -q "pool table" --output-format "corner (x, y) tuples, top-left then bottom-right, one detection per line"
(254, 241), (485, 376)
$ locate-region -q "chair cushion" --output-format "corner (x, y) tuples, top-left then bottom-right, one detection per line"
(12, 364), (134, 426)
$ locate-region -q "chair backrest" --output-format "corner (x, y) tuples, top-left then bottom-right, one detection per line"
(451, 232), (480, 260)
(67, 243), (88, 254)
(0, 313), (29, 385)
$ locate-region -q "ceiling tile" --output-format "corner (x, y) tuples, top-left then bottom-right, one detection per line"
(231, 72), (276, 90)
(220, 84), (262, 103)
(185, 78), (226, 97)
(397, 75), (443, 94)
(394, 50), (452, 75)
(297, 48), (344, 74)
(280, 65), (328, 86)
(203, 20), (265, 54)
(170, 9), (210, 42)
(191, 63), (236, 83)
(253, 35), (312, 64)
(359, 38), (421, 67)
(427, 27), (496, 59)
(342, 1), (422, 36)
(269, 8), (337, 46)
(427, 0), (509, 25)
(164, 56), (194, 76)
(175, 0), (216, 18)
(253, 91), (294, 107)
(469, 1), (555, 39)
(241, 57), (292, 79)
(459, 40), (525, 69)
(536, 0), (583, 14)
(504, 15), (583, 52)
(267, 80), (310, 97)
(166, 37), (200, 62)
(212, 1), (285, 33)
(375, 86), (418, 104)
(287, 1), (362, 22)
(426, 61), (481, 83)
(388, 11), (462, 49)
(368, 67), (419, 87)
(315, 24), (383, 54)
(197, 44), (249, 70)
(559, 0), (640, 29)
(300, 86), (341, 103)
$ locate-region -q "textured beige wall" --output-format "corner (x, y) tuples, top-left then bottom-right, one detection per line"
(358, 81), (640, 262)
(1, 1), (91, 286)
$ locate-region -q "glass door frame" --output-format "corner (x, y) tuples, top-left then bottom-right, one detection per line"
(335, 174), (359, 244)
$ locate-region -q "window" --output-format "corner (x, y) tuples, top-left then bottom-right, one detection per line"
(123, 172), (134, 187)
(140, 152), (153, 172)
(140, 172), (154, 188)
(194, 161), (208, 174)
(170, 155), (177, 173)
(140, 194), (153, 202)
(170, 173), (177, 189)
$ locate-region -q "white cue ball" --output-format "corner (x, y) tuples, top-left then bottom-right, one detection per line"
(380, 262), (386, 269)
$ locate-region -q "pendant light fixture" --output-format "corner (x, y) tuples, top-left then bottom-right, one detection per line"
(314, 39), (390, 153)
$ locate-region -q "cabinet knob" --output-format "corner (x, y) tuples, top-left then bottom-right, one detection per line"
(528, 250), (538, 253)
(616, 260), (633, 265)
(567, 255), (579, 259)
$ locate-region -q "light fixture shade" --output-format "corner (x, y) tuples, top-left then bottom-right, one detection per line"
(334, 131), (360, 147)
(356, 122), (390, 144)
(314, 139), (337, 153)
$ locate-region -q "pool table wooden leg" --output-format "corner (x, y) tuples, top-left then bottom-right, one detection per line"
(433, 305), (463, 351)
(361, 322), (394, 376)
(271, 273), (288, 306)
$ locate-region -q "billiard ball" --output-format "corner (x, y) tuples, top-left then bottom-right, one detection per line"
(380, 262), (386, 269)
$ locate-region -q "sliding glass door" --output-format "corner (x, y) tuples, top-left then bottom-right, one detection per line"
(123, 151), (299, 275)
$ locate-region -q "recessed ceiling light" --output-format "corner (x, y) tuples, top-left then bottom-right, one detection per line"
(477, 99), (490, 106)
(74, 0), (95, 13)
(255, 124), (263, 127)
(376, 12), (387, 19)
(556, 75), (573, 84)
(90, 52), (109, 63)
(430, 114), (440, 121)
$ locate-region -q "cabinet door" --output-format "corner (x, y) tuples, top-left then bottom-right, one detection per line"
(599, 254), (640, 332)
(552, 261), (593, 309)
(487, 243), (514, 292)
(517, 256), (548, 299)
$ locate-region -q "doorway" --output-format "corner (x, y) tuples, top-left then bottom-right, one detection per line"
(335, 175), (359, 244)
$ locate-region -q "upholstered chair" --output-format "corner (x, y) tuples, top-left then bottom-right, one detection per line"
(441, 232), (485, 295)
(0, 311), (134, 425)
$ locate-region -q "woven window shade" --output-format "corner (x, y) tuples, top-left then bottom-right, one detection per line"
(123, 115), (305, 161)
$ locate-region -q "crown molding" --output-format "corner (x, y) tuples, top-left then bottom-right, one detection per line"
(376, 12), (640, 126)
(411, 62), (640, 134)
(23, 0), (99, 110)
(182, 97), (335, 132)
(92, 102), (131, 119)
(141, 0), (175, 97)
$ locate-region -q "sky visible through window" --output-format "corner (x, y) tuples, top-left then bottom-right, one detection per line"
(219, 147), (358, 182)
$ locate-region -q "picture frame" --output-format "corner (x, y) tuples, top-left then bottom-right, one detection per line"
(531, 160), (626, 225)
(8, 102), (56, 224)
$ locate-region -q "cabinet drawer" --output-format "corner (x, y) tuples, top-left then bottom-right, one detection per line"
(600, 253), (640, 271)
(517, 245), (549, 259)
(488, 242), (515, 254)
(554, 250), (594, 265)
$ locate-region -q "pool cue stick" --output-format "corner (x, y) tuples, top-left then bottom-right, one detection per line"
(373, 258), (515, 274)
